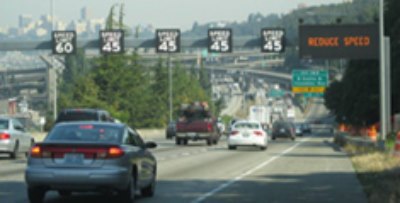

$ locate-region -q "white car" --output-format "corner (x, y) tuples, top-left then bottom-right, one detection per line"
(227, 120), (268, 150)
(0, 117), (35, 159)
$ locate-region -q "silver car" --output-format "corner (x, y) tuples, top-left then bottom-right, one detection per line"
(0, 117), (34, 159)
(25, 122), (157, 203)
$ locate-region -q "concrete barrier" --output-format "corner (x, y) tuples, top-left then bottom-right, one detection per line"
(31, 129), (165, 142)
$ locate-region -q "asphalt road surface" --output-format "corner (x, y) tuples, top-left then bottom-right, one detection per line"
(0, 99), (366, 203)
(0, 131), (366, 203)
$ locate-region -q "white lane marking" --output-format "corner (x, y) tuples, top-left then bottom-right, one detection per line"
(191, 138), (310, 203)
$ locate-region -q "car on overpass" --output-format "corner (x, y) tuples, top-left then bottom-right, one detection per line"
(25, 121), (157, 203)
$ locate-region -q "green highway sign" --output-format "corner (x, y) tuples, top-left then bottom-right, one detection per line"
(303, 93), (324, 98)
(292, 70), (329, 87)
(268, 89), (286, 98)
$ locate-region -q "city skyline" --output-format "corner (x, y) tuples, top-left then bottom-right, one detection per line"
(1, 0), (344, 31)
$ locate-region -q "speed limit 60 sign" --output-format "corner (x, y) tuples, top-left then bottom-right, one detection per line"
(52, 31), (76, 55)
(208, 29), (232, 53)
(261, 28), (285, 53)
(155, 29), (180, 53)
(100, 30), (124, 54)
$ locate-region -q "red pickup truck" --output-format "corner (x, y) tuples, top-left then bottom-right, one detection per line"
(175, 102), (220, 146)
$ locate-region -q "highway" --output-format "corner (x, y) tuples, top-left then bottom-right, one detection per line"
(0, 101), (366, 203)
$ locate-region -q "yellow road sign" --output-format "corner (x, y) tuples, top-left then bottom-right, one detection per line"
(292, 86), (325, 93)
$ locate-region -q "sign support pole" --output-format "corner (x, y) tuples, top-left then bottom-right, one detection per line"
(379, 0), (387, 146)
(168, 54), (173, 123)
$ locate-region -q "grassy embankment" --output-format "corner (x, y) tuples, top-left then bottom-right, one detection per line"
(345, 134), (400, 202)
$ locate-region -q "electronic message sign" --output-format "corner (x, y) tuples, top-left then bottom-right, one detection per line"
(99, 30), (124, 54)
(208, 28), (232, 53)
(156, 29), (180, 53)
(261, 28), (285, 53)
(299, 24), (379, 59)
(52, 31), (76, 55)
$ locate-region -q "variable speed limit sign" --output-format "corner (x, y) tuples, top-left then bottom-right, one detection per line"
(261, 28), (285, 53)
(208, 28), (232, 53)
(52, 31), (76, 55)
(99, 30), (124, 54)
(156, 29), (180, 53)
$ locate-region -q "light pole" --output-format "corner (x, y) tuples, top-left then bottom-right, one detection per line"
(50, 0), (57, 120)
(168, 55), (173, 122)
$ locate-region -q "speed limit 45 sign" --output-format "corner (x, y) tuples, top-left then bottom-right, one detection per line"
(261, 28), (285, 53)
(52, 31), (76, 55)
(208, 28), (232, 53)
(100, 30), (124, 54)
(155, 29), (180, 53)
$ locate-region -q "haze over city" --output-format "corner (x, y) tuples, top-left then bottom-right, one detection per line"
(1, 0), (345, 30)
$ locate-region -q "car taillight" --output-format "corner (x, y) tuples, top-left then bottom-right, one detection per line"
(230, 131), (239, 136)
(0, 133), (10, 140)
(207, 123), (213, 131)
(30, 146), (41, 158)
(253, 131), (263, 136)
(107, 147), (124, 158)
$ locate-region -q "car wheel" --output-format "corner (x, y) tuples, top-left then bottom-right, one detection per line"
(228, 145), (237, 150)
(118, 174), (135, 203)
(58, 190), (71, 197)
(10, 141), (19, 159)
(212, 139), (218, 145)
(28, 187), (46, 203)
(206, 138), (212, 146)
(260, 146), (267, 151)
(272, 136), (276, 140)
(141, 175), (156, 197)
(175, 138), (181, 145)
(183, 139), (188, 145)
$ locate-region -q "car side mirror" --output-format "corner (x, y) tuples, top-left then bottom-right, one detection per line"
(145, 142), (157, 149)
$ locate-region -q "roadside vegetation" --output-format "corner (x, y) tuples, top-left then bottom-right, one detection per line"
(344, 140), (400, 203)
(54, 5), (222, 128)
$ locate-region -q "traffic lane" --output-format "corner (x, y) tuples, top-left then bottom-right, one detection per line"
(0, 137), (302, 203)
(0, 138), (228, 203)
(198, 134), (366, 203)
(140, 138), (304, 203)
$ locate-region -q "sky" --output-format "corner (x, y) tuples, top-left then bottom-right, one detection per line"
(1, 0), (345, 30)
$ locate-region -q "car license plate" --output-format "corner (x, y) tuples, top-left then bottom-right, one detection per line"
(280, 129), (285, 133)
(243, 133), (250, 137)
(64, 153), (84, 164)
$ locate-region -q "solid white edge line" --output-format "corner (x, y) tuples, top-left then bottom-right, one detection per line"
(191, 137), (310, 203)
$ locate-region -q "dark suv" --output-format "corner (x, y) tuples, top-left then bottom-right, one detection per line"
(272, 120), (296, 141)
(55, 108), (114, 124)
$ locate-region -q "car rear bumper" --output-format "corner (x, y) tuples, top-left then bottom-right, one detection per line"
(0, 140), (13, 153)
(228, 137), (267, 147)
(176, 132), (214, 140)
(25, 167), (129, 191)
(272, 133), (295, 138)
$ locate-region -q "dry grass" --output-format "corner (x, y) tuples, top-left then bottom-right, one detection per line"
(345, 144), (400, 203)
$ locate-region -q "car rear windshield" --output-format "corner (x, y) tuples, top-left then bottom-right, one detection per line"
(0, 119), (8, 130)
(46, 124), (123, 143)
(234, 123), (260, 129)
(56, 111), (98, 123)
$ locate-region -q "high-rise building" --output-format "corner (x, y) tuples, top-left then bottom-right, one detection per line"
(81, 7), (89, 21)
(19, 14), (33, 28)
